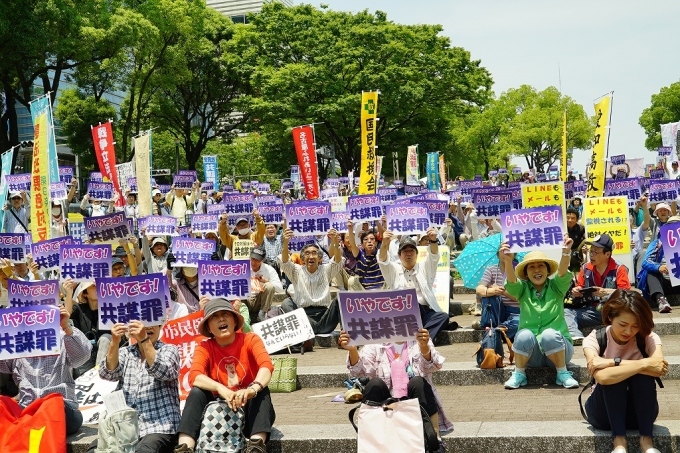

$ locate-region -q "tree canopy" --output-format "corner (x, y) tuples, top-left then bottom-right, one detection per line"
(639, 81), (680, 150)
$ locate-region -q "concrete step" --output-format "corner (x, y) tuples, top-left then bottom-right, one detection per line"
(68, 421), (680, 452)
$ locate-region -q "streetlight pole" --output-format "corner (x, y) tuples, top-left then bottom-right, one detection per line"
(174, 138), (180, 174)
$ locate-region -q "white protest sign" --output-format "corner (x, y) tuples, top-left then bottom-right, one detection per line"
(251, 308), (315, 354)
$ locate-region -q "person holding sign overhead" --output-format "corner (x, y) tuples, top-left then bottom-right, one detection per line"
(378, 229), (450, 340)
(218, 210), (266, 258)
(501, 234), (579, 390)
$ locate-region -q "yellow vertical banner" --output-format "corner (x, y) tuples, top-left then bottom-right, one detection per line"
(30, 112), (51, 242)
(359, 91), (379, 194)
(560, 110), (567, 181)
(586, 93), (612, 197)
(583, 196), (630, 254)
(439, 154), (446, 189)
(134, 133), (152, 217)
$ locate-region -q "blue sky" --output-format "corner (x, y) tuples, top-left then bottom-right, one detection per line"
(309, 0), (680, 173)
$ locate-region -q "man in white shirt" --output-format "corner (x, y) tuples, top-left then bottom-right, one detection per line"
(279, 227), (343, 334)
(665, 158), (680, 180)
(247, 246), (283, 322)
(378, 229), (450, 339)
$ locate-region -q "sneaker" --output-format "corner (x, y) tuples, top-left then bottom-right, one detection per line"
(504, 371), (527, 389)
(556, 370), (579, 389)
(174, 444), (194, 453)
(437, 438), (446, 453)
(245, 437), (267, 453)
(658, 297), (672, 313)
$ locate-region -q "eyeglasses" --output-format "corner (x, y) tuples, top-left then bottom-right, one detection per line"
(589, 249), (606, 256)
(302, 250), (319, 256)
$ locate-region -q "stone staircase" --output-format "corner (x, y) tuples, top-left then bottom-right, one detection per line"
(67, 289), (680, 452)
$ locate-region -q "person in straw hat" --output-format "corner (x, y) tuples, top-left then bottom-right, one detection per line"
(500, 234), (580, 390)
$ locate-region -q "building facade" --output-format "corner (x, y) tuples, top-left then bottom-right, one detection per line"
(205, 0), (294, 23)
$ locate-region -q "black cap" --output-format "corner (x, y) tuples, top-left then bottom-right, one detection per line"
(586, 234), (614, 252)
(114, 246), (127, 257)
(398, 236), (418, 254)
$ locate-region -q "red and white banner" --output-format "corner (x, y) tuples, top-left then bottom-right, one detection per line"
(292, 125), (320, 200)
(91, 122), (124, 207)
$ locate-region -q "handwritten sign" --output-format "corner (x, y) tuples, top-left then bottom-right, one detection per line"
(501, 206), (564, 253)
(252, 309), (315, 354)
(232, 240), (254, 260)
(339, 289), (423, 346)
(521, 182), (564, 208)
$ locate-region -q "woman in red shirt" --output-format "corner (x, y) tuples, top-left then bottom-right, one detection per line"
(175, 298), (275, 453)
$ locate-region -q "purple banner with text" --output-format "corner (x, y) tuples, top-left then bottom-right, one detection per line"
(60, 244), (111, 282)
(0, 305), (61, 360)
(197, 260), (250, 299)
(501, 206), (564, 253)
(286, 201), (332, 235)
(97, 273), (170, 329)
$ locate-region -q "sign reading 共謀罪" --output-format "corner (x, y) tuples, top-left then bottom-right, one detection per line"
(197, 260), (250, 299)
(500, 206), (564, 253)
(0, 305), (62, 360)
(582, 196), (631, 255)
(8, 279), (60, 308)
(252, 308), (315, 354)
(385, 204), (430, 235)
(285, 201), (332, 235)
(97, 273), (171, 329)
(339, 288), (423, 347)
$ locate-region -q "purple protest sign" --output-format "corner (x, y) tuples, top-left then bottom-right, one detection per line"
(385, 203), (430, 235)
(31, 236), (73, 272)
(0, 305), (62, 360)
(157, 183), (171, 194)
(281, 181), (293, 190)
(658, 146), (673, 157)
(241, 182), (251, 191)
(604, 178), (641, 208)
(171, 237), (215, 267)
(610, 154), (626, 166)
(320, 188), (338, 200)
(257, 183), (271, 193)
(177, 170), (198, 180)
(473, 191), (513, 219)
(258, 204), (284, 224)
(59, 166), (74, 184)
(404, 185), (422, 195)
(207, 203), (226, 215)
(338, 288), (423, 346)
(90, 172), (103, 181)
(393, 179), (404, 188)
(50, 182), (68, 201)
(512, 167), (522, 175)
(501, 206), (564, 253)
(498, 168), (508, 175)
(378, 188), (397, 205)
(256, 195), (278, 206)
(8, 279), (60, 308)
(97, 273), (170, 329)
(87, 181), (114, 201)
(508, 181), (521, 188)
(173, 175), (194, 189)
(348, 194), (383, 222)
(650, 169), (665, 179)
(223, 193), (255, 215)
(420, 200), (448, 226)
(190, 214), (219, 234)
(128, 177), (138, 192)
(287, 235), (317, 252)
(331, 212), (350, 233)
(84, 211), (130, 244)
(5, 174), (31, 192)
(339, 176), (350, 185)
(488, 171), (497, 178)
(325, 178), (340, 188)
(537, 173), (547, 182)
(197, 260), (250, 299)
(659, 223), (680, 287)
(648, 179), (679, 204)
(458, 179), (482, 195)
(0, 233), (25, 263)
(200, 182), (213, 192)
(140, 215), (178, 237)
(286, 201), (332, 236)
(61, 244), (111, 282)
(177, 226), (192, 237)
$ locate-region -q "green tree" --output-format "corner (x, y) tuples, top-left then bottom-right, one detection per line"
(639, 81), (680, 150)
(496, 85), (592, 173)
(53, 88), (118, 171)
(244, 3), (492, 175)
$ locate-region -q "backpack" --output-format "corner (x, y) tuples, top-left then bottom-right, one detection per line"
(474, 327), (513, 369)
(578, 327), (663, 420)
(95, 408), (139, 453)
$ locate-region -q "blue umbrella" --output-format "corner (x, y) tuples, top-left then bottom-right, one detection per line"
(453, 233), (525, 289)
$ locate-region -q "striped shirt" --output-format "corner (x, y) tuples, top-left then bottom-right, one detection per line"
(355, 250), (384, 289)
(479, 264), (519, 308)
(280, 259), (342, 308)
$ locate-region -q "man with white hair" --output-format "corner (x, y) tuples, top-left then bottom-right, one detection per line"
(2, 191), (30, 233)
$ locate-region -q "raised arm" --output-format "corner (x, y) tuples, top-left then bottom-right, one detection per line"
(499, 242), (517, 283)
(328, 228), (342, 263)
(281, 227), (294, 264)
(346, 220), (360, 258)
(558, 234), (573, 277)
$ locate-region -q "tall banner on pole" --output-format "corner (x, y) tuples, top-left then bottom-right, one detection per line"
(29, 96), (53, 241)
(438, 154), (446, 190)
(91, 121), (124, 207)
(0, 148), (15, 227)
(406, 145), (419, 185)
(375, 156), (383, 181)
(586, 93), (612, 198)
(30, 95), (59, 186)
(359, 91), (379, 194)
(291, 125), (320, 200)
(560, 110), (568, 182)
(203, 155), (219, 191)
(426, 152), (440, 191)
(134, 133), (152, 216)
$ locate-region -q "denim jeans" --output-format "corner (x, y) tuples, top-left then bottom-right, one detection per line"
(512, 328), (574, 368)
(564, 306), (603, 338)
(480, 297), (520, 341)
